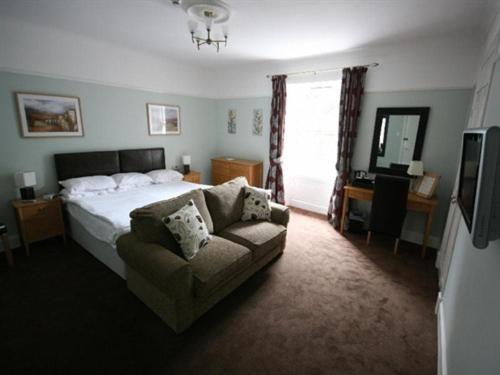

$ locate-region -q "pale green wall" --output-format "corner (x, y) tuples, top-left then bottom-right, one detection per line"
(216, 89), (473, 246)
(0, 70), (472, 248)
(215, 97), (272, 179)
(0, 71), (217, 241)
(441, 60), (500, 375)
(353, 89), (472, 244)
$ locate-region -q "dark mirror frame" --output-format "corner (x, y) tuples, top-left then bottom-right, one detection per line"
(368, 107), (430, 177)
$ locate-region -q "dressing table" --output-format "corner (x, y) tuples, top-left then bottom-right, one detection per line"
(341, 106), (437, 258)
(340, 185), (437, 258)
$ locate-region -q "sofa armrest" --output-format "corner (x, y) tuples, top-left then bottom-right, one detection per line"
(269, 202), (290, 227)
(117, 233), (192, 299)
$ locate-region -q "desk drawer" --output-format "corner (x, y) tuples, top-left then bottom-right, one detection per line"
(347, 189), (373, 201)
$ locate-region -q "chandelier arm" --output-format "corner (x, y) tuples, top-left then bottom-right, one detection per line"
(188, 26), (228, 51)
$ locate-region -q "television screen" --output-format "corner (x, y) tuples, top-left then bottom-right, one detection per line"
(458, 133), (483, 231)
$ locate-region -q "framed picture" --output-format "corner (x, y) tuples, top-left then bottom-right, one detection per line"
(16, 92), (84, 137)
(415, 172), (440, 199)
(252, 108), (263, 136)
(147, 103), (181, 135)
(227, 109), (237, 134)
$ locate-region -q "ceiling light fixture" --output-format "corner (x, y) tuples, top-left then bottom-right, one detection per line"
(172, 0), (231, 52)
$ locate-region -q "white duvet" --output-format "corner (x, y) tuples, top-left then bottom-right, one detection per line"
(65, 181), (210, 245)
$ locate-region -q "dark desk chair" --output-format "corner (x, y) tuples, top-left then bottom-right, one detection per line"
(366, 175), (410, 254)
(0, 223), (14, 268)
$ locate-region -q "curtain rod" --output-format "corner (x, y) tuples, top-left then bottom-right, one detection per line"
(265, 62), (379, 79)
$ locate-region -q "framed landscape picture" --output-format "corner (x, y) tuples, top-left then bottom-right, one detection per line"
(16, 92), (84, 137)
(147, 103), (181, 135)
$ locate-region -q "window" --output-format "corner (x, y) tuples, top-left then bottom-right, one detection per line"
(283, 80), (341, 213)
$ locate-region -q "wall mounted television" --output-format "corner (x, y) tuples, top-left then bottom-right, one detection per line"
(457, 126), (500, 249)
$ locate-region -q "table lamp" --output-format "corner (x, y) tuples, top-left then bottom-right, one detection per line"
(182, 155), (191, 174)
(407, 161), (424, 192)
(15, 171), (37, 200)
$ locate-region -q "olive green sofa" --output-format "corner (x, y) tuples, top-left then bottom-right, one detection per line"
(117, 177), (289, 333)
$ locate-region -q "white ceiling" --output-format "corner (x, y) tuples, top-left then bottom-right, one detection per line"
(1, 0), (498, 68)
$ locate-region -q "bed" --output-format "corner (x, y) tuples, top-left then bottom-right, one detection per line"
(54, 148), (208, 279)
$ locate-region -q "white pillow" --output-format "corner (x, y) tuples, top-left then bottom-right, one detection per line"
(111, 172), (153, 188)
(59, 175), (117, 193)
(146, 169), (184, 184)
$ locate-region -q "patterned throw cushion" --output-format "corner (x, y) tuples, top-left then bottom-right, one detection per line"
(163, 200), (211, 260)
(241, 186), (272, 222)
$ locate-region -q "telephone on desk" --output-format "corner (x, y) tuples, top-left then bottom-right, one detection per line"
(352, 170), (374, 189)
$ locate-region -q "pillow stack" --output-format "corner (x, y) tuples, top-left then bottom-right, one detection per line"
(147, 169), (184, 184)
(111, 172), (153, 188)
(59, 175), (117, 198)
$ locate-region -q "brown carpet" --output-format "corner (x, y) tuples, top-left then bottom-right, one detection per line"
(0, 208), (437, 374)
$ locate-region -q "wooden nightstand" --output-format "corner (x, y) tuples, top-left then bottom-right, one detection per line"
(183, 171), (201, 184)
(12, 198), (66, 256)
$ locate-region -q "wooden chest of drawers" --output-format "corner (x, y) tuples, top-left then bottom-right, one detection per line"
(211, 157), (263, 187)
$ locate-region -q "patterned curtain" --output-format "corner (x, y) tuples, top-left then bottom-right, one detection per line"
(265, 75), (287, 204)
(327, 67), (367, 229)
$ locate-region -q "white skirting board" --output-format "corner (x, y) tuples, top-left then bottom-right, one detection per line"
(288, 199), (327, 215)
(436, 292), (448, 375)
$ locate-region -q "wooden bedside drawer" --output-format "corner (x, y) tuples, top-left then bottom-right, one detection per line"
(12, 198), (66, 256)
(25, 216), (63, 242)
(183, 171), (201, 184)
(22, 201), (60, 221)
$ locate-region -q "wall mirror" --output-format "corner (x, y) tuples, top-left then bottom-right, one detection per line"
(369, 107), (430, 176)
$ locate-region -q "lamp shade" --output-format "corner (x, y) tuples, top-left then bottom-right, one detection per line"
(15, 171), (37, 187)
(407, 161), (424, 176)
(182, 155), (191, 165)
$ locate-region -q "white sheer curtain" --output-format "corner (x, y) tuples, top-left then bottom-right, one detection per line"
(283, 80), (341, 214)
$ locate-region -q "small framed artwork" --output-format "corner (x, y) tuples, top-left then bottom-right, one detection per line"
(147, 103), (181, 135)
(415, 172), (440, 199)
(16, 92), (84, 137)
(228, 109), (237, 134)
(252, 109), (263, 136)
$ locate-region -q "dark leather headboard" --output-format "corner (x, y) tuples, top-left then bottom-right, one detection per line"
(119, 148), (165, 173)
(55, 151), (120, 181)
(54, 148), (165, 181)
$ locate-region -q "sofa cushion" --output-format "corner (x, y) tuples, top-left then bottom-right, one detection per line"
(203, 176), (247, 233)
(163, 200), (212, 260)
(219, 221), (286, 260)
(241, 185), (272, 222)
(130, 189), (214, 255)
(190, 235), (252, 297)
